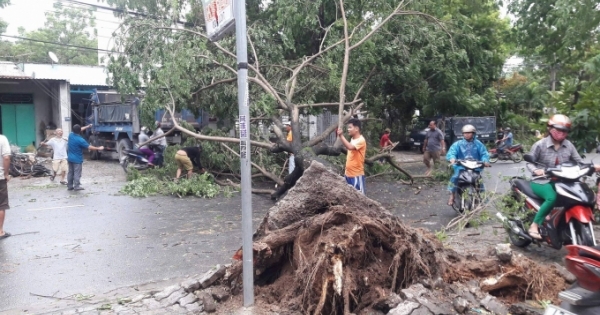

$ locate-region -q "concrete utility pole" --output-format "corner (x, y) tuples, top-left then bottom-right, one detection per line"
(233, 0), (254, 307)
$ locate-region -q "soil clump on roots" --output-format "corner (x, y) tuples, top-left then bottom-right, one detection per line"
(220, 162), (568, 314)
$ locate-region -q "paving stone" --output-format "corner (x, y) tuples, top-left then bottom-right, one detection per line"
(153, 284), (181, 301)
(399, 283), (428, 301)
(178, 293), (199, 306)
(411, 305), (433, 315)
(130, 294), (148, 304)
(162, 289), (186, 307)
(495, 243), (513, 263)
(552, 262), (577, 284)
(185, 302), (204, 313)
(416, 297), (447, 314)
(453, 297), (469, 314)
(480, 294), (508, 315)
(169, 304), (188, 314)
(198, 264), (227, 289)
(181, 278), (201, 292)
(388, 301), (421, 315)
(210, 286), (230, 302)
(142, 298), (162, 310)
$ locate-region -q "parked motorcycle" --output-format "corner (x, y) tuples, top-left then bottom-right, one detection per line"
(120, 144), (164, 173)
(497, 154), (597, 249)
(543, 245), (600, 315)
(450, 159), (490, 214)
(488, 142), (524, 163)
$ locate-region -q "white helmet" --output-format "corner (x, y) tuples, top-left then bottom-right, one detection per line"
(461, 124), (476, 133)
(141, 126), (148, 133)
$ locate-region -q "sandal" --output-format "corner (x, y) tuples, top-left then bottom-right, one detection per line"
(60, 181), (67, 185)
(528, 229), (542, 240)
(0, 232), (11, 240)
(49, 175), (55, 181)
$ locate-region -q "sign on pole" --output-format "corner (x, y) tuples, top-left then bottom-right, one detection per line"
(202, 0), (236, 42)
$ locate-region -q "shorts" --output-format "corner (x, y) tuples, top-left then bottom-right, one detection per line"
(175, 154), (193, 171)
(0, 179), (9, 210)
(345, 175), (366, 194)
(423, 151), (441, 165)
(52, 159), (68, 173)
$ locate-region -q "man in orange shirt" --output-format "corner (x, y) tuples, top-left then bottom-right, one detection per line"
(285, 123), (295, 174)
(337, 118), (367, 194)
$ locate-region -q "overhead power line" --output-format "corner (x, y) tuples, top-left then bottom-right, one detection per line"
(0, 34), (121, 54)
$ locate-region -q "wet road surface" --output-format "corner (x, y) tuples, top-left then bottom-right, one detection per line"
(1, 154), (597, 312)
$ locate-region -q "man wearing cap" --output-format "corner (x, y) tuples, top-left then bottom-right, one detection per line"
(423, 120), (446, 176)
(285, 123), (295, 174)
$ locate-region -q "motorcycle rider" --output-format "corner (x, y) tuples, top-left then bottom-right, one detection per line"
(497, 127), (513, 155)
(152, 121), (168, 152)
(526, 114), (600, 239)
(446, 125), (490, 206)
(138, 126), (155, 166)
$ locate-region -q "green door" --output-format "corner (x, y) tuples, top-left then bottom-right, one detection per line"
(1, 104), (36, 150)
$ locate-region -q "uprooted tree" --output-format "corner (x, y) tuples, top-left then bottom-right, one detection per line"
(106, 0), (508, 197)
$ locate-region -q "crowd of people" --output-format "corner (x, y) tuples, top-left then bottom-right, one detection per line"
(0, 113), (595, 243)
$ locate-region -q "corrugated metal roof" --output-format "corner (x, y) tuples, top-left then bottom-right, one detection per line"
(0, 61), (30, 79)
(20, 63), (111, 86)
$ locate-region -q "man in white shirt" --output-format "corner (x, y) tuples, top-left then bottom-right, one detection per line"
(152, 121), (168, 149)
(0, 134), (11, 240)
(41, 128), (69, 185)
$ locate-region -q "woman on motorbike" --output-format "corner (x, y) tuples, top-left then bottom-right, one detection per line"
(526, 114), (600, 239)
(138, 126), (155, 166)
(446, 124), (491, 206)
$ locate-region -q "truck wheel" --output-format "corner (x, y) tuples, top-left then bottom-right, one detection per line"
(118, 138), (133, 161)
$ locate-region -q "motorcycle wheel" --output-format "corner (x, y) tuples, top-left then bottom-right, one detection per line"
(489, 157), (498, 163)
(507, 220), (532, 248)
(573, 220), (596, 246)
(511, 152), (523, 163)
(452, 190), (464, 214)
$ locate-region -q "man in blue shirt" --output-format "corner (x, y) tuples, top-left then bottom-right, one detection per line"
(446, 124), (490, 206)
(67, 124), (104, 191)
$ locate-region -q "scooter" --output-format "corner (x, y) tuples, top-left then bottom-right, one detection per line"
(120, 144), (164, 173)
(488, 142), (524, 163)
(543, 245), (600, 315)
(450, 159), (490, 214)
(497, 154), (597, 249)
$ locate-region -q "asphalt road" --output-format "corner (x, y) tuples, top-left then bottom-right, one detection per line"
(1, 154), (597, 312)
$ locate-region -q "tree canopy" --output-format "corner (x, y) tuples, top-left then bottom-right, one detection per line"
(0, 3), (98, 65)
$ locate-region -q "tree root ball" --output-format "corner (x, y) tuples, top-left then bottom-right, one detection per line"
(224, 161), (568, 314)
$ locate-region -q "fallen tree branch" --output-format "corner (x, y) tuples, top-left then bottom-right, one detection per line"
(214, 178), (274, 195)
(365, 153), (413, 184)
(220, 143), (284, 187)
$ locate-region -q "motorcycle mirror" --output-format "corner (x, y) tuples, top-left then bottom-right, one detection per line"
(523, 154), (535, 163)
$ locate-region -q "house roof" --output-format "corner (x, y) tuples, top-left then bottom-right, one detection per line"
(19, 63), (111, 86)
(0, 61), (30, 79)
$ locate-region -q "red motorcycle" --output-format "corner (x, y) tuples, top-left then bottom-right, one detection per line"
(488, 142), (524, 163)
(497, 155), (597, 249)
(544, 245), (600, 314)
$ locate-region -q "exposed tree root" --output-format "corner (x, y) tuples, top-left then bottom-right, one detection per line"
(219, 161), (567, 313)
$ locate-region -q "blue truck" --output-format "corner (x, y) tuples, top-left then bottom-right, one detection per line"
(84, 91), (203, 160)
